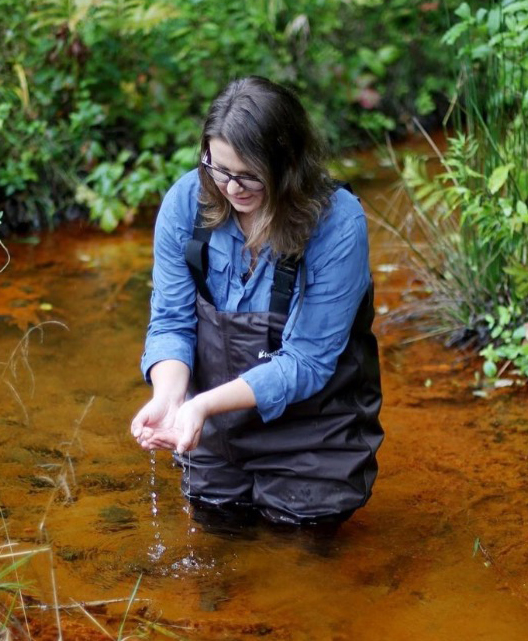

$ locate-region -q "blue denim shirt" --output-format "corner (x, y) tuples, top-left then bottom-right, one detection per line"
(141, 169), (370, 423)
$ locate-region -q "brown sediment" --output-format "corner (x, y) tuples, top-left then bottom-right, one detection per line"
(1, 148), (527, 639)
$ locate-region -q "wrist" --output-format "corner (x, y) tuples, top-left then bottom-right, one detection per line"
(190, 393), (210, 419)
(152, 389), (185, 405)
(150, 359), (190, 405)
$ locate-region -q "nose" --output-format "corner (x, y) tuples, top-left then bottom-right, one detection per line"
(226, 177), (244, 195)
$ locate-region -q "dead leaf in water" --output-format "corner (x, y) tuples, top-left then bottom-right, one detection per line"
(0, 279), (47, 329)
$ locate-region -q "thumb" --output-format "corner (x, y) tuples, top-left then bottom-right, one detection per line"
(131, 403), (154, 437)
(176, 438), (188, 456)
(177, 421), (200, 455)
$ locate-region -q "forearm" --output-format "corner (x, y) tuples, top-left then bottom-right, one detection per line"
(150, 359), (191, 403)
(193, 377), (257, 418)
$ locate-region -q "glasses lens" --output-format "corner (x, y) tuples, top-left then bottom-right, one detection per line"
(203, 162), (264, 192)
(204, 165), (229, 183)
(238, 177), (265, 192)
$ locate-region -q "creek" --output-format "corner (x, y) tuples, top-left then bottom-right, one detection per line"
(1, 139), (527, 640)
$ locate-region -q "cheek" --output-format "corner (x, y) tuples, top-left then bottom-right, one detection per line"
(216, 183), (228, 198)
(254, 193), (265, 208)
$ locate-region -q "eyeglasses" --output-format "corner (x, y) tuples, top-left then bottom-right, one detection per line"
(201, 155), (265, 192)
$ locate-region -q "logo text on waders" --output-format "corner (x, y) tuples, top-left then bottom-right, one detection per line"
(258, 349), (280, 359)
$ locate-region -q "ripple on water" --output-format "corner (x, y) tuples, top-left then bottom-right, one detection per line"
(171, 551), (217, 578)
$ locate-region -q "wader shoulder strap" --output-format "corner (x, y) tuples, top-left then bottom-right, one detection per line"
(269, 255), (299, 315)
(184, 206), (214, 304)
(333, 179), (355, 197)
(184, 182), (352, 314)
(185, 205), (302, 314)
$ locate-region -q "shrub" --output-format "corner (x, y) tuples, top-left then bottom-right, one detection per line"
(390, 0), (528, 381)
(0, 0), (459, 232)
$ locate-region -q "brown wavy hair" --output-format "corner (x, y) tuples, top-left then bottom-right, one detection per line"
(198, 76), (333, 259)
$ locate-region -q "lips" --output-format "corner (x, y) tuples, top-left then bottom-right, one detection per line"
(230, 195), (253, 204)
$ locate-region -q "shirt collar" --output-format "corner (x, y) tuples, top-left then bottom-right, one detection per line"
(220, 213), (246, 240)
(217, 212), (272, 258)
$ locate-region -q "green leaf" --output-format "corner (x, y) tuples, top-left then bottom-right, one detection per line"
(518, 169), (528, 200)
(99, 207), (119, 233)
(415, 89), (435, 115)
(455, 3), (472, 20)
(513, 325), (527, 340)
(422, 190), (446, 211)
(471, 44), (491, 60)
(487, 7), (501, 35)
(117, 573), (142, 641)
(476, 8), (487, 23)
(498, 305), (511, 326)
(377, 45), (400, 65)
(441, 22), (469, 45)
(483, 360), (498, 378)
(0, 551), (40, 581)
(503, 2), (528, 15)
(516, 200), (528, 218)
(488, 164), (514, 194)
(491, 325), (502, 339)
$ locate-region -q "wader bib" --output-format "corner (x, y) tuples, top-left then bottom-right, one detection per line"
(184, 192), (383, 524)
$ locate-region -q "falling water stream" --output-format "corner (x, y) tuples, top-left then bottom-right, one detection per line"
(147, 451), (166, 564)
(1, 138), (528, 640)
(174, 451), (201, 572)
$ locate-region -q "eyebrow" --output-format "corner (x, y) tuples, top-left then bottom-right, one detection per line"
(213, 162), (257, 177)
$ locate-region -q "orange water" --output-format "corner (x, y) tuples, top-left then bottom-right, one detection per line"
(1, 146), (527, 640)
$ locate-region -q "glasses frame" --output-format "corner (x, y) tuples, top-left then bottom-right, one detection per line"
(201, 154), (265, 192)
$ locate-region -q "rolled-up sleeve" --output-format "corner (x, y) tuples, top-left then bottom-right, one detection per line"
(240, 192), (370, 422)
(141, 172), (199, 384)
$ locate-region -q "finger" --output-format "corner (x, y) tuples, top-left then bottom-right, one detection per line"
(176, 439), (188, 456)
(134, 427), (152, 448)
(176, 428), (195, 455)
(143, 436), (175, 451)
(190, 431), (201, 451)
(142, 427), (178, 451)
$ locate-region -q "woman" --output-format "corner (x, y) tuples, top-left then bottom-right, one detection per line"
(131, 76), (383, 525)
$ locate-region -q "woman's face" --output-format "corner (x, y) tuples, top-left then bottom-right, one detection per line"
(208, 138), (265, 218)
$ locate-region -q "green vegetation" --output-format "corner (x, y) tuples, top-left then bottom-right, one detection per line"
(0, 543), (40, 637)
(2, 0), (525, 380)
(393, 0), (528, 381)
(0, 0), (458, 232)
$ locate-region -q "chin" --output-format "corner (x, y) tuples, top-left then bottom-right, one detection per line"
(229, 200), (259, 214)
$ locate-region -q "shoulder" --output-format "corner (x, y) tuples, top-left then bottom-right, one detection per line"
(156, 168), (200, 236)
(160, 168), (200, 218)
(329, 186), (365, 226)
(305, 186), (367, 266)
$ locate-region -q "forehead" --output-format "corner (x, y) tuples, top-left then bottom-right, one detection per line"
(208, 138), (251, 173)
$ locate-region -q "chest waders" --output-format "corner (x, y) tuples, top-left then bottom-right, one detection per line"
(183, 189), (384, 525)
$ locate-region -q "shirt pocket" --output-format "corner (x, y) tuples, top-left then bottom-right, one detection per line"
(207, 246), (231, 308)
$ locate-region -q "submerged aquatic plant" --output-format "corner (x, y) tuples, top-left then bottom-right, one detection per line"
(382, 0), (528, 381)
